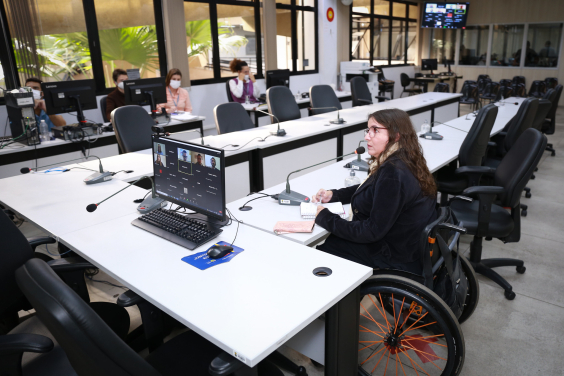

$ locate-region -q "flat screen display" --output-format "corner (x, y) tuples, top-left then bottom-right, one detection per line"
(421, 3), (470, 29)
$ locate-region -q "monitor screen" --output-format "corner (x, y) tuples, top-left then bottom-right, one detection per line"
(124, 77), (167, 111)
(421, 3), (469, 29)
(152, 136), (226, 221)
(266, 69), (290, 89)
(421, 59), (438, 71)
(41, 79), (97, 115)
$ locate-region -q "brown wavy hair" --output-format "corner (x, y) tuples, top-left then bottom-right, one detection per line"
(229, 58), (248, 73)
(368, 109), (437, 197)
(165, 68), (182, 87)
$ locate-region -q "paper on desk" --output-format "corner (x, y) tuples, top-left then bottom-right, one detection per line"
(171, 113), (198, 121)
(241, 103), (268, 111)
(273, 220), (315, 235)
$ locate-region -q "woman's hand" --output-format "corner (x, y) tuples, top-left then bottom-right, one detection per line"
(238, 72), (246, 81)
(249, 71), (256, 83)
(311, 189), (333, 203)
(315, 205), (326, 217)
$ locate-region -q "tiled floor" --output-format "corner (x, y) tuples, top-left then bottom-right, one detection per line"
(18, 106), (564, 375)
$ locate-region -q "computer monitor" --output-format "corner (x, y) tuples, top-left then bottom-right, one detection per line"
(421, 2), (470, 29)
(266, 69), (290, 89)
(41, 79), (97, 123)
(421, 59), (438, 73)
(152, 135), (226, 223)
(124, 77), (167, 115)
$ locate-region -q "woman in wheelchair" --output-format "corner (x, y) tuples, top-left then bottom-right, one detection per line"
(312, 108), (438, 274)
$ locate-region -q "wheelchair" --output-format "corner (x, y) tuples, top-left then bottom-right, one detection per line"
(357, 207), (479, 376)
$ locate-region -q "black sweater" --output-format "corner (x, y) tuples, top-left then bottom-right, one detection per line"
(315, 157), (438, 264)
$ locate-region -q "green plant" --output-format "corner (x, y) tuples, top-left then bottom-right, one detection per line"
(186, 19), (248, 61)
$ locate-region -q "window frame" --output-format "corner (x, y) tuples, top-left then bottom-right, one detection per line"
(275, 0), (319, 76)
(349, 0), (418, 67)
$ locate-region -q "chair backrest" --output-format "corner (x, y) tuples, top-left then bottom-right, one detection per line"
(512, 75), (526, 86)
(546, 84), (563, 121)
(545, 77), (558, 90)
(460, 80), (477, 93)
(400, 73), (411, 88)
(462, 84), (478, 102)
(504, 97), (539, 152)
(100, 96), (108, 122)
(499, 79), (512, 87)
(213, 103), (254, 135)
(531, 99), (553, 131)
(528, 80), (546, 98)
(477, 78), (491, 93)
(309, 85), (342, 115)
(433, 82), (450, 92)
(16, 258), (161, 376)
(225, 80), (234, 102)
(459, 104), (498, 167)
(266, 86), (301, 123)
(477, 74), (489, 82)
(111, 106), (155, 153)
(495, 128), (547, 208)
(350, 76), (373, 107)
(0, 210), (34, 318)
(511, 83), (527, 97)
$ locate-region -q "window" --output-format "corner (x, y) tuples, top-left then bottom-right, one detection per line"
(429, 28), (455, 63)
(276, 0), (317, 73)
(489, 24), (524, 67)
(350, 0), (418, 66)
(526, 23), (563, 67)
(0, 62), (4, 88)
(459, 25), (489, 66)
(184, 0), (264, 83)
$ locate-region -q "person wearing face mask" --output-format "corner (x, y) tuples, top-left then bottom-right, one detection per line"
(228, 58), (260, 104)
(106, 68), (128, 122)
(311, 109), (438, 274)
(157, 68), (192, 114)
(24, 77), (66, 130)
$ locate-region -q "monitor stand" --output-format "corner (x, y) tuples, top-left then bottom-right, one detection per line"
(190, 212), (230, 227)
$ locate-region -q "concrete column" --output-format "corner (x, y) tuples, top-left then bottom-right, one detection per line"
(162, 0), (191, 86)
(262, 0), (278, 71)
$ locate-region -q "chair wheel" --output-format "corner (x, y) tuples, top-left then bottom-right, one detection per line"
(504, 290), (516, 300)
(530, 175), (535, 180)
(516, 266), (526, 274)
(552, 151), (556, 156)
(525, 192), (531, 198)
(521, 210), (527, 217)
(296, 366), (308, 376)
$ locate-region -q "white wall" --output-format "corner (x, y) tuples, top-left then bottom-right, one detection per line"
(318, 0), (338, 86)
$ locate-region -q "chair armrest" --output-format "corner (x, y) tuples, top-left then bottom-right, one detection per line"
(209, 351), (245, 376)
(462, 186), (505, 197)
(455, 166), (496, 186)
(117, 290), (144, 308)
(0, 334), (53, 355)
(462, 186), (505, 237)
(47, 256), (95, 273)
(374, 96), (390, 102)
(28, 236), (56, 250)
(358, 98), (373, 105)
(487, 141), (496, 148)
(498, 131), (507, 137)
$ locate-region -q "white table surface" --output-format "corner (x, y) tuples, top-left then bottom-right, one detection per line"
(59, 212), (372, 367)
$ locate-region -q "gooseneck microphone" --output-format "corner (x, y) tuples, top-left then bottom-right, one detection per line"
(179, 128), (206, 146)
(308, 106), (346, 125)
(278, 146), (366, 205)
(21, 155), (113, 185)
(254, 109), (286, 136)
(344, 140), (368, 171)
(86, 175), (165, 214)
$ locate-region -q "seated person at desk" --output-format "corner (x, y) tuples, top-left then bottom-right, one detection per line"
(312, 109), (438, 274)
(228, 58), (260, 104)
(157, 68), (192, 114)
(106, 68), (128, 122)
(25, 77), (66, 130)
(155, 154), (165, 166)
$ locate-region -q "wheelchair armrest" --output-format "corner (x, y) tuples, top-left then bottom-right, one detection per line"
(117, 290), (144, 308)
(455, 166), (496, 186)
(438, 222), (467, 234)
(0, 333), (54, 355)
(48, 256), (95, 273)
(28, 236), (56, 250)
(358, 98), (373, 105)
(209, 351), (246, 376)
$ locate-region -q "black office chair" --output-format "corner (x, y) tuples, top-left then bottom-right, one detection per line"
(499, 79), (512, 88)
(542, 84), (563, 156)
(100, 96), (109, 123)
(112, 105), (156, 153)
(459, 80), (477, 93)
(545, 77), (558, 90)
(511, 83), (527, 97)
(436, 104), (498, 206)
(266, 86), (301, 123)
(213, 103), (254, 135)
(477, 77), (492, 94)
(476, 74), (489, 82)
(527, 80), (546, 98)
(494, 84), (513, 102)
(399, 73), (422, 97)
(460, 84), (480, 112)
(350, 76), (389, 107)
(449, 128), (547, 300)
(479, 81), (499, 104)
(512, 75), (526, 86)
(433, 82), (450, 92)
(225, 80), (234, 102)
(309, 84), (342, 115)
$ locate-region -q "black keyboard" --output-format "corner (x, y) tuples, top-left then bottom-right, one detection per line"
(131, 209), (222, 250)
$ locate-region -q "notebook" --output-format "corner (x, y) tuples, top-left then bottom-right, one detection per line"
(300, 202), (347, 219)
(273, 221), (315, 235)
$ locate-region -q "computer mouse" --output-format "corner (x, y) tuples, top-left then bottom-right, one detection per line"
(207, 245), (233, 259)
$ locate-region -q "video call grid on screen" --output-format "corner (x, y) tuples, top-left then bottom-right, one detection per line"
(152, 138), (225, 220)
(422, 2), (469, 29)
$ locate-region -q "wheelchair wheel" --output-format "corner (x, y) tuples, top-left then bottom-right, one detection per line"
(457, 255), (479, 324)
(358, 275), (464, 376)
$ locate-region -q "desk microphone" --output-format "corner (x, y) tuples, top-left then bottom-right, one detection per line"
(177, 128), (206, 146)
(253, 109), (286, 136)
(21, 155), (113, 184)
(343, 140), (369, 171)
(278, 146), (365, 205)
(308, 107), (346, 125)
(496, 101), (519, 106)
(86, 175), (165, 214)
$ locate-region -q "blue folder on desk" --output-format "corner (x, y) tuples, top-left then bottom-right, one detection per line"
(181, 241), (244, 270)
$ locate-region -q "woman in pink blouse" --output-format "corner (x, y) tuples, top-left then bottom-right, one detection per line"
(157, 68), (193, 113)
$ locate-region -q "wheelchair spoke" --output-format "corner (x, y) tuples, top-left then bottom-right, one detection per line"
(397, 352), (408, 376)
(368, 294), (392, 331)
(361, 345), (386, 366)
(400, 351), (428, 376)
(379, 293), (393, 331)
(360, 325), (385, 339)
(359, 340), (384, 352)
(399, 320), (438, 337)
(397, 312), (429, 337)
(382, 347), (391, 375)
(394, 297), (406, 334)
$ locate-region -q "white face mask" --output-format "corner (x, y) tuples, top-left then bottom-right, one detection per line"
(117, 82), (124, 89)
(31, 89), (41, 100)
(244, 75), (250, 82)
(170, 80), (181, 89)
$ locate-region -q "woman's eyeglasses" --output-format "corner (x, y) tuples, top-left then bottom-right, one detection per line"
(364, 126), (387, 137)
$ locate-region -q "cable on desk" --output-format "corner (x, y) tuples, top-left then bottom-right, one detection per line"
(430, 121), (469, 133)
(220, 134), (272, 151)
(111, 170), (134, 176)
(238, 192), (277, 210)
(45, 244), (73, 257)
(226, 208), (240, 247)
(85, 269), (127, 289)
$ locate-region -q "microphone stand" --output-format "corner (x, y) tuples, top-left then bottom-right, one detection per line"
(345, 140), (369, 172)
(278, 146), (365, 205)
(308, 106), (346, 125)
(21, 155), (113, 184)
(254, 109), (286, 136)
(178, 128), (207, 146)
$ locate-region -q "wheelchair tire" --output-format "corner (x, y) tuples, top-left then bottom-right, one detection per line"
(358, 275), (464, 376)
(457, 255), (479, 324)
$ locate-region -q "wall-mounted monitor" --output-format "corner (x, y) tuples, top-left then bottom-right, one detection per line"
(421, 3), (470, 29)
